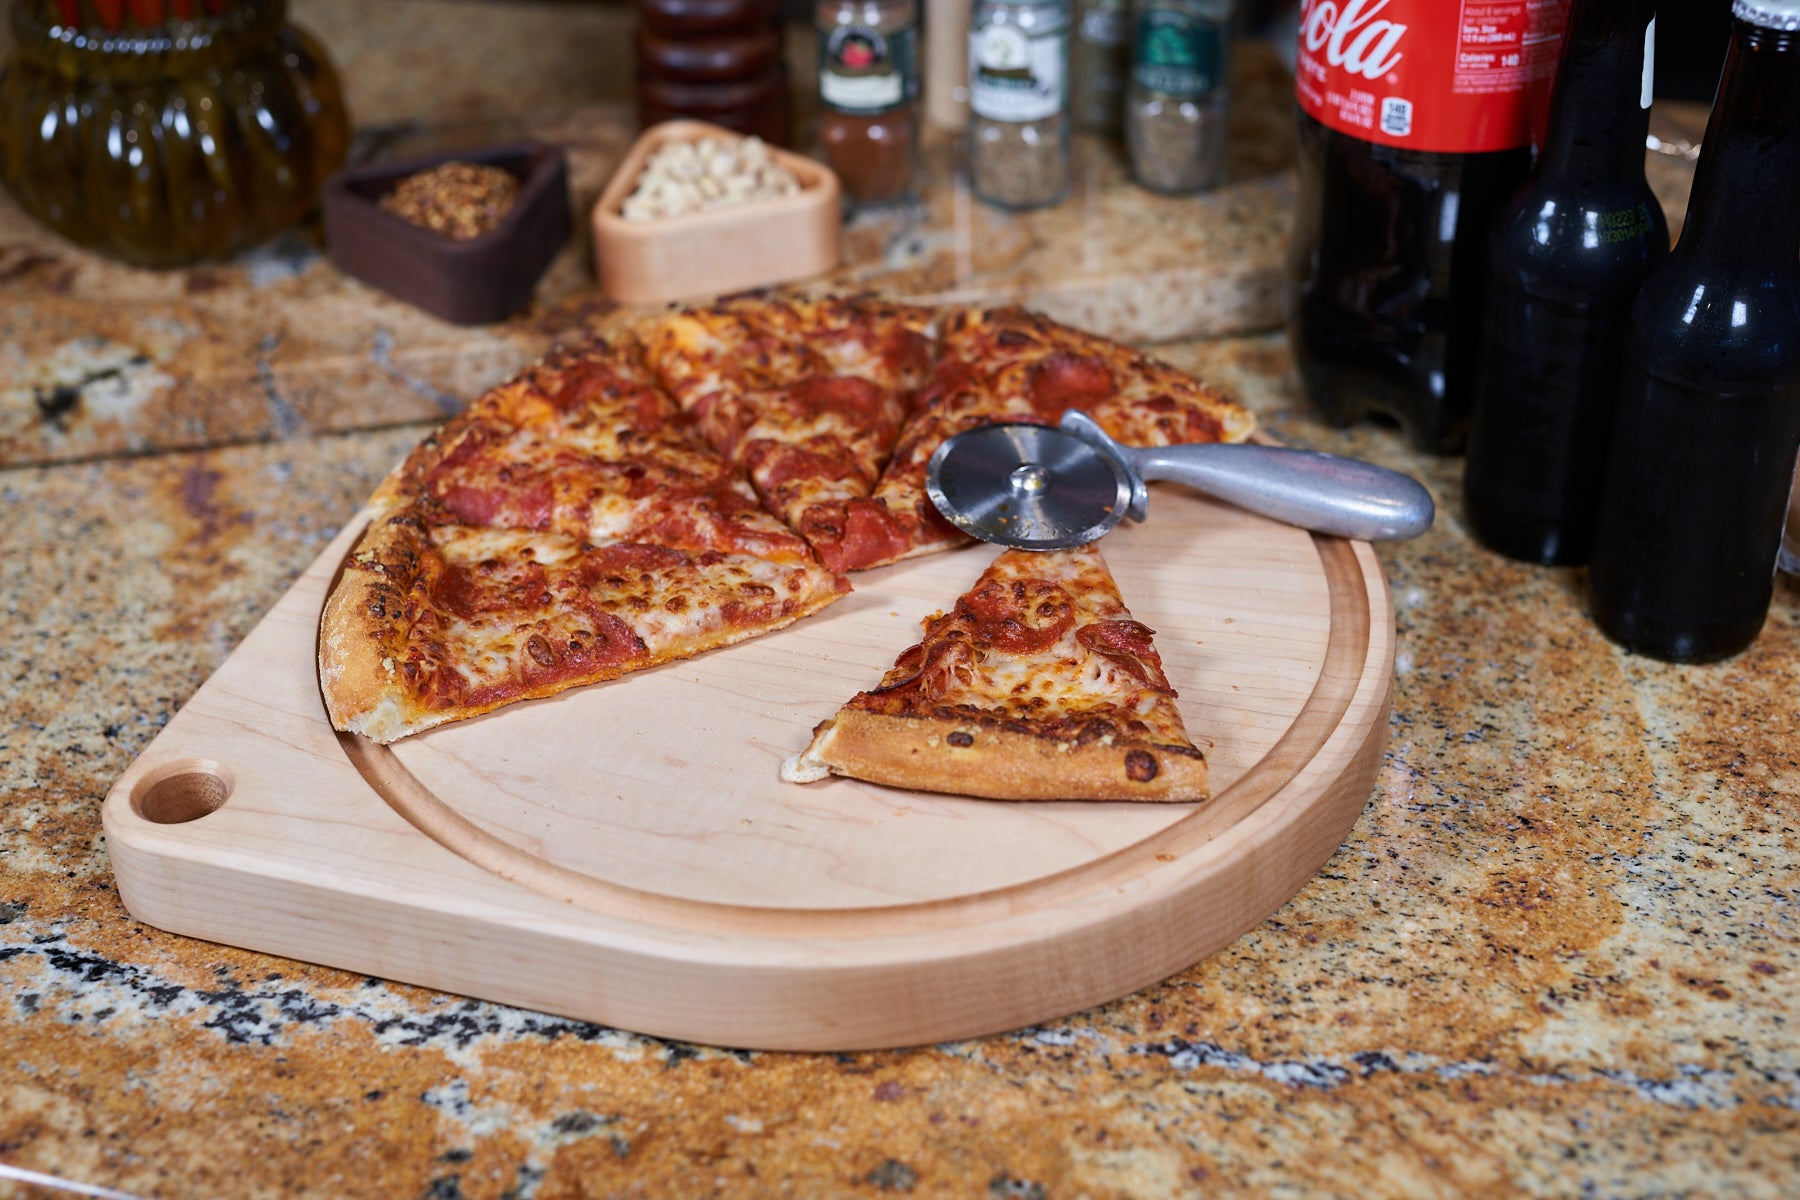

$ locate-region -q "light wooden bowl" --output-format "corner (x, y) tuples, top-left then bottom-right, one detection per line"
(592, 120), (842, 305)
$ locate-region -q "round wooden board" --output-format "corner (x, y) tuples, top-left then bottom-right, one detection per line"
(104, 486), (1392, 1051)
(348, 486), (1390, 1044)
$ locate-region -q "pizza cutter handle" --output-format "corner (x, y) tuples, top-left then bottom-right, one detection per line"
(1126, 443), (1436, 541)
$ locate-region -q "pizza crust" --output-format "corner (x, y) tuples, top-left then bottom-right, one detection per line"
(317, 512), (432, 742)
(785, 708), (1208, 803)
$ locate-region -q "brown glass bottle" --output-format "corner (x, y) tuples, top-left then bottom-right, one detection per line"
(635, 0), (791, 145)
(1587, 0), (1800, 662)
(0, 0), (349, 267)
(1461, 0), (1669, 565)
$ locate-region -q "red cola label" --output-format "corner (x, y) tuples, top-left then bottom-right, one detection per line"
(1295, 0), (1567, 153)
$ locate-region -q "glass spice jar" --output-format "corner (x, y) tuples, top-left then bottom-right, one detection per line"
(1071, 0), (1128, 136)
(968, 0), (1071, 210)
(0, 0), (349, 268)
(815, 0), (920, 207)
(1123, 0), (1233, 195)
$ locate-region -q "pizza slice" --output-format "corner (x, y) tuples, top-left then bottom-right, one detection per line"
(634, 295), (937, 571)
(319, 339), (847, 743)
(821, 307), (1258, 572)
(782, 543), (1208, 802)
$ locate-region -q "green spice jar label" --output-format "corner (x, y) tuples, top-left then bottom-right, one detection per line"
(970, 21), (1069, 123)
(820, 24), (919, 114)
(1131, 7), (1224, 100)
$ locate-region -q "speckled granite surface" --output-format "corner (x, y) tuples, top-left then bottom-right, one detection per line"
(0, 0), (1296, 471)
(6, 333), (1799, 1198)
(0, 2), (1708, 473)
(0, 0), (1709, 477)
(6, 3), (1799, 1198)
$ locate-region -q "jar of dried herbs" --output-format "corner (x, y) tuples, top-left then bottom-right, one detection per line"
(1124, 0), (1234, 195)
(968, 0), (1071, 210)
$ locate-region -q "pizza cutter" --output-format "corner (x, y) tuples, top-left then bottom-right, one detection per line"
(926, 411), (1435, 549)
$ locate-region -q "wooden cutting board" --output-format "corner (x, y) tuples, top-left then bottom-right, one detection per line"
(103, 486), (1394, 1051)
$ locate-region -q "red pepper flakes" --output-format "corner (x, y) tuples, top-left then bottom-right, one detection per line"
(379, 162), (521, 241)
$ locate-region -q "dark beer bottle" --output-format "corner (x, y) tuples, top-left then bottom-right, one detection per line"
(1462, 0), (1669, 565)
(1587, 0), (1800, 662)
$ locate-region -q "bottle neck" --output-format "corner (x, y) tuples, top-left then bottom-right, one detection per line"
(1534, 0), (1659, 181)
(1680, 20), (1800, 256)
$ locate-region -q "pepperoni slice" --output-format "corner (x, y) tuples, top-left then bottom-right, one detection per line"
(455, 607), (649, 709)
(691, 390), (754, 456)
(642, 489), (811, 562)
(434, 477), (555, 529)
(520, 608), (648, 684)
(907, 358), (984, 414)
(1076, 619), (1175, 692)
(556, 358), (655, 414)
(428, 422), (496, 475)
(749, 442), (860, 493)
(787, 374), (889, 424)
(430, 559), (551, 620)
(1028, 352), (1115, 420)
(804, 498), (915, 573)
(960, 578), (1074, 653)
(869, 636), (973, 701)
(915, 638), (975, 699)
(579, 542), (691, 581)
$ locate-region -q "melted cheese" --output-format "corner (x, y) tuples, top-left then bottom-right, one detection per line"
(972, 627), (1159, 715)
(424, 527), (823, 696)
(866, 544), (1190, 744)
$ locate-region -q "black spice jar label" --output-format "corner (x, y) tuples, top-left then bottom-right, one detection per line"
(820, 24), (919, 114)
(1131, 5), (1223, 100)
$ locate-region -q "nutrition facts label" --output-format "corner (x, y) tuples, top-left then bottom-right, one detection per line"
(1294, 0), (1569, 153)
(1452, 0), (1564, 96)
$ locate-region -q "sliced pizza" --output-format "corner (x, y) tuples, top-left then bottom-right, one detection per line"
(783, 543), (1207, 802)
(319, 339), (848, 743)
(821, 306), (1257, 571)
(635, 294), (937, 571)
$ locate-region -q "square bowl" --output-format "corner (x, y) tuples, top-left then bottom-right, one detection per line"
(593, 119), (841, 306)
(322, 140), (572, 326)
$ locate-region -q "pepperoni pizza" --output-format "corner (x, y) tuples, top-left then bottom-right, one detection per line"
(318, 298), (1251, 804)
(783, 543), (1208, 801)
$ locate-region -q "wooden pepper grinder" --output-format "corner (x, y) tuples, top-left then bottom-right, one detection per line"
(635, 0), (793, 146)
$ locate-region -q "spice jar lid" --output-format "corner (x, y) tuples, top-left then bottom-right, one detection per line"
(1733, 0), (1800, 30)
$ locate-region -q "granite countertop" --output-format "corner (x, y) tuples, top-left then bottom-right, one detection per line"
(5, 3), (1798, 1197)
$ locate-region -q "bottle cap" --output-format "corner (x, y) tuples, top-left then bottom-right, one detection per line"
(1734, 0), (1800, 30)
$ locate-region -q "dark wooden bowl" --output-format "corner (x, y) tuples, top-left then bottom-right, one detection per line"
(321, 140), (572, 326)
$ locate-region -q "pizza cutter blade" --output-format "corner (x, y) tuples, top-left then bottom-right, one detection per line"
(926, 410), (1435, 549)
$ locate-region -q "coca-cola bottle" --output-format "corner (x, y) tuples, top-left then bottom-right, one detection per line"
(1587, 0), (1800, 663)
(1287, 0), (1569, 454)
(1462, 0), (1668, 565)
